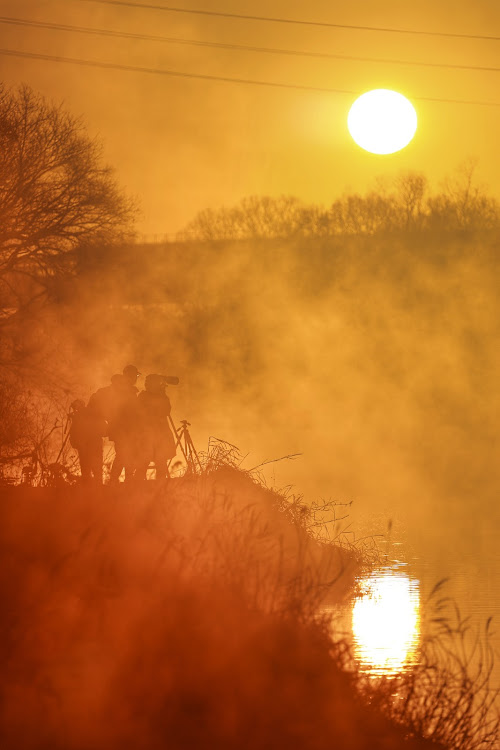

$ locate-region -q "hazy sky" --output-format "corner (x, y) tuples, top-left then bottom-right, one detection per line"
(1, 0), (499, 235)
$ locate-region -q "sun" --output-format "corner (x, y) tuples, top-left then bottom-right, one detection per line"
(348, 89), (417, 155)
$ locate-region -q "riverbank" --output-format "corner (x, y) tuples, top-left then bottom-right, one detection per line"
(0, 470), (448, 749)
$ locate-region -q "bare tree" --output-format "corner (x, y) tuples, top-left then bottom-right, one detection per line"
(0, 84), (135, 375)
(0, 84), (135, 457)
(427, 159), (500, 231)
(177, 195), (312, 241)
(0, 84), (134, 340)
(235, 195), (308, 239)
(394, 171), (428, 229)
(328, 191), (397, 235)
(0, 379), (31, 454)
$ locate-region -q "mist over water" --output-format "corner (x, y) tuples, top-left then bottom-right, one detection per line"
(57, 232), (498, 522)
(29, 229), (499, 651)
(2, 203), (499, 746)
(69, 236), (497, 476)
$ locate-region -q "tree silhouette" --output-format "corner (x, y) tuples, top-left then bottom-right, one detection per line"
(178, 167), (499, 241)
(0, 84), (134, 372)
(427, 159), (499, 231)
(328, 191), (397, 235)
(178, 194), (311, 241)
(394, 172), (428, 229)
(0, 84), (135, 453)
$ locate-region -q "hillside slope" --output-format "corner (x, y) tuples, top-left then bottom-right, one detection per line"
(0, 472), (446, 750)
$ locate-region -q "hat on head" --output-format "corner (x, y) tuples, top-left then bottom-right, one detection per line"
(123, 364), (141, 378)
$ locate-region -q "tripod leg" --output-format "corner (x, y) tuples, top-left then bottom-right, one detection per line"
(168, 416), (190, 465)
(184, 430), (203, 473)
(168, 415), (183, 452)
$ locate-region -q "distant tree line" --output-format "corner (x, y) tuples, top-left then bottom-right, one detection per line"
(177, 162), (500, 241)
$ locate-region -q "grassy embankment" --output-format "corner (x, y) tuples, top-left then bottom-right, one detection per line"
(5, 230), (499, 747)
(0, 464), (455, 750)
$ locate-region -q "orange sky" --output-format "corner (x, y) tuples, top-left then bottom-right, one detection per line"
(1, 0), (499, 235)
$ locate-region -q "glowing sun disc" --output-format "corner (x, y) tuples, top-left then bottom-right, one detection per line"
(348, 89), (417, 155)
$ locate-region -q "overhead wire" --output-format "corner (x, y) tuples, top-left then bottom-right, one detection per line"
(0, 48), (357, 94)
(73, 0), (500, 42)
(1, 47), (500, 106)
(2, 15), (500, 74)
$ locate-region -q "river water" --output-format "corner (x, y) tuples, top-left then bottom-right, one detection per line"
(332, 507), (500, 686)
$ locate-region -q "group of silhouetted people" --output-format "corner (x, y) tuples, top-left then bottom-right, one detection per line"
(69, 365), (177, 484)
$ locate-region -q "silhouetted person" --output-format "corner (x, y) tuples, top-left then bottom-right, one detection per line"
(108, 374), (139, 483)
(69, 399), (106, 484)
(89, 366), (140, 425)
(89, 367), (141, 483)
(137, 374), (177, 479)
(122, 364), (141, 390)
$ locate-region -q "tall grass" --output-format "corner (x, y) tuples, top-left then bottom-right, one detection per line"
(0, 465), (492, 749)
(356, 580), (500, 750)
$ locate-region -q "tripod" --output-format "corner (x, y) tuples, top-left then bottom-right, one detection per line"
(168, 417), (203, 474)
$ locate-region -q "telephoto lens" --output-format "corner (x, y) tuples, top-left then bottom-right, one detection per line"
(162, 375), (179, 386)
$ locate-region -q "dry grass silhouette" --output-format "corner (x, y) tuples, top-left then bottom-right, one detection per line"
(1, 463), (493, 749)
(356, 579), (500, 750)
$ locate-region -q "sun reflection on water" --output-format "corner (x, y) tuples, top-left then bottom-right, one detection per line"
(351, 566), (421, 676)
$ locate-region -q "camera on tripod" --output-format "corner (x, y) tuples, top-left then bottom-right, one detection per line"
(160, 375), (179, 386)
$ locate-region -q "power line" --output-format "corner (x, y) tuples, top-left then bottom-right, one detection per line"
(74, 0), (500, 42)
(1, 47), (500, 107)
(2, 16), (500, 74)
(0, 47), (356, 94)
